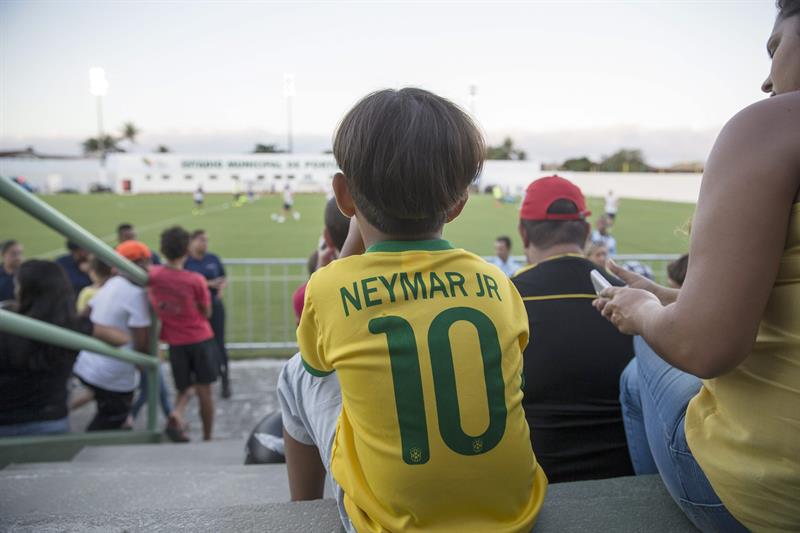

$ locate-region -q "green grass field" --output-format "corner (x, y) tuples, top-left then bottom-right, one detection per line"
(1, 192), (693, 258)
(1, 192), (694, 354)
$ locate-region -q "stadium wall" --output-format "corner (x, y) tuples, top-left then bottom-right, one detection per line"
(0, 154), (702, 203)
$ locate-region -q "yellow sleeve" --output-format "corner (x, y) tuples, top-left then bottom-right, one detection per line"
(296, 281), (334, 376)
(76, 287), (94, 314)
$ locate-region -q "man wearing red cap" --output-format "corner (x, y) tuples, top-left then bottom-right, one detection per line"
(513, 176), (635, 482)
(73, 241), (153, 431)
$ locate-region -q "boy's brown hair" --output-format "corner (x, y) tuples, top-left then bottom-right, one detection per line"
(333, 88), (484, 236)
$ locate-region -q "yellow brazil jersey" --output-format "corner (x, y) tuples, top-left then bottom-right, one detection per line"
(297, 239), (547, 533)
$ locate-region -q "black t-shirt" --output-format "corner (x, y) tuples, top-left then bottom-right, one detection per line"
(512, 254), (634, 483)
(0, 316), (92, 425)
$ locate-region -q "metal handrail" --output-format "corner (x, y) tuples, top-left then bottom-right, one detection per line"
(0, 175), (147, 285)
(0, 174), (159, 436)
(0, 310), (157, 368)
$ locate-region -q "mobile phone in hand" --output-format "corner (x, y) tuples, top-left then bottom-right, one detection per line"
(590, 269), (612, 295)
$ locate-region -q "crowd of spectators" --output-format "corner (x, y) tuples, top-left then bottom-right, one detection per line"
(1, 2), (798, 530)
(0, 221), (231, 443)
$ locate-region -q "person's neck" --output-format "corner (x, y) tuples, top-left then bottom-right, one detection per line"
(524, 243), (584, 265)
(359, 217), (443, 250)
(2, 264), (13, 275)
(166, 258), (185, 270)
(189, 249), (203, 260)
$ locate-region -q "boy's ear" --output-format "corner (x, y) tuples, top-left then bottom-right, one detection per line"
(445, 195), (469, 223)
(332, 173), (356, 218)
(518, 221), (530, 248)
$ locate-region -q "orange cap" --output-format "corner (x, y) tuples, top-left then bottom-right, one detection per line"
(115, 240), (152, 261)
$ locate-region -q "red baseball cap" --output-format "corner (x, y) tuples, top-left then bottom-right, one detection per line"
(115, 240), (152, 262)
(520, 175), (591, 221)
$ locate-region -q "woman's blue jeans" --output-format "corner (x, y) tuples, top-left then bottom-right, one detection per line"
(619, 336), (748, 533)
(0, 416), (70, 436)
(131, 364), (173, 420)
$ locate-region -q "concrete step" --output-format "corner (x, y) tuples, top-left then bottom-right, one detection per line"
(0, 462), (290, 520)
(0, 473), (697, 532)
(70, 439), (249, 467)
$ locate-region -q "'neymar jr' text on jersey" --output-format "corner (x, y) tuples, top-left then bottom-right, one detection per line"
(297, 239), (547, 533)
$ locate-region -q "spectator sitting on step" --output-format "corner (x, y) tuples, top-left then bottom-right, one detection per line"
(149, 226), (219, 442)
(594, 3), (800, 529)
(292, 197), (350, 324)
(666, 254), (688, 288)
(55, 241), (92, 295)
(585, 241), (610, 269)
(278, 88), (547, 532)
(0, 260), (129, 436)
(513, 175), (634, 483)
(487, 235), (521, 277)
(72, 242), (153, 432)
(0, 239), (23, 303)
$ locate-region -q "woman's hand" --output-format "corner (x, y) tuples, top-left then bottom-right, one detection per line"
(606, 258), (679, 306)
(593, 286), (662, 335)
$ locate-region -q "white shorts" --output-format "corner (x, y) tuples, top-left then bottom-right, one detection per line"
(277, 353), (353, 532)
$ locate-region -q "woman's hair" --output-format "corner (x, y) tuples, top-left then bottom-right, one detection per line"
(778, 0), (800, 20)
(8, 260), (81, 371)
(16, 260), (77, 327)
(89, 255), (112, 280)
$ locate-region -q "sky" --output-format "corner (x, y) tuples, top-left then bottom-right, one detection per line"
(0, 1), (779, 165)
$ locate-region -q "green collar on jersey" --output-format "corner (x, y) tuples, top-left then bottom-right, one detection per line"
(366, 239), (454, 253)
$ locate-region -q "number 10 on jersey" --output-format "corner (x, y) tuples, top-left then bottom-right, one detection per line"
(369, 307), (508, 465)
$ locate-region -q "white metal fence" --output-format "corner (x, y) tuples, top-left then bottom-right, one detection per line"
(221, 254), (681, 351)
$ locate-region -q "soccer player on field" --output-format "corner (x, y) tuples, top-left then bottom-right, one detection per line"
(193, 186), (204, 215)
(277, 88), (547, 532)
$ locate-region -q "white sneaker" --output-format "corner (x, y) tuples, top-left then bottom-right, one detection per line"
(293, 211), (301, 220)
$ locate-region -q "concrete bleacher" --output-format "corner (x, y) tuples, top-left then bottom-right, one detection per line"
(0, 440), (698, 532)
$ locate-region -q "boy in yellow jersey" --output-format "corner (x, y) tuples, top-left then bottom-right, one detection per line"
(277, 88), (547, 532)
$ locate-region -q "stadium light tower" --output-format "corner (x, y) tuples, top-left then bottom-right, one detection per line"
(88, 67), (109, 154)
(283, 73), (296, 154)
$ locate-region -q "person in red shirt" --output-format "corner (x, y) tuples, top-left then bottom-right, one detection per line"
(148, 226), (219, 442)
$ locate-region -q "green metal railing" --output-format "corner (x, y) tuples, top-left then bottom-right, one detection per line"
(0, 174), (161, 463)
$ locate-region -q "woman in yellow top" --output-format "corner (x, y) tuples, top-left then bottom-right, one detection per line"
(595, 2), (800, 531)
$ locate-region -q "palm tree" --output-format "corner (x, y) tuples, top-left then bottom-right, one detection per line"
(121, 122), (140, 144)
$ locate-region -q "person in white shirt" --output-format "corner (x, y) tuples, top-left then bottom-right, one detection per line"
(193, 186), (204, 214)
(274, 183), (301, 223)
(73, 241), (152, 431)
(605, 190), (619, 220)
(488, 235), (521, 277)
(590, 215), (617, 256)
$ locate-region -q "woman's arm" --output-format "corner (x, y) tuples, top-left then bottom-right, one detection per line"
(596, 93), (800, 378)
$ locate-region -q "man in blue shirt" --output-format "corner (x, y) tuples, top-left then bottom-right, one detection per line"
(55, 241), (91, 295)
(0, 240), (23, 302)
(184, 229), (230, 398)
(488, 235), (521, 277)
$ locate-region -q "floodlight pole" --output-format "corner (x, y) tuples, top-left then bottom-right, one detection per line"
(286, 95), (293, 154)
(96, 95), (105, 157)
(284, 73), (295, 154)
